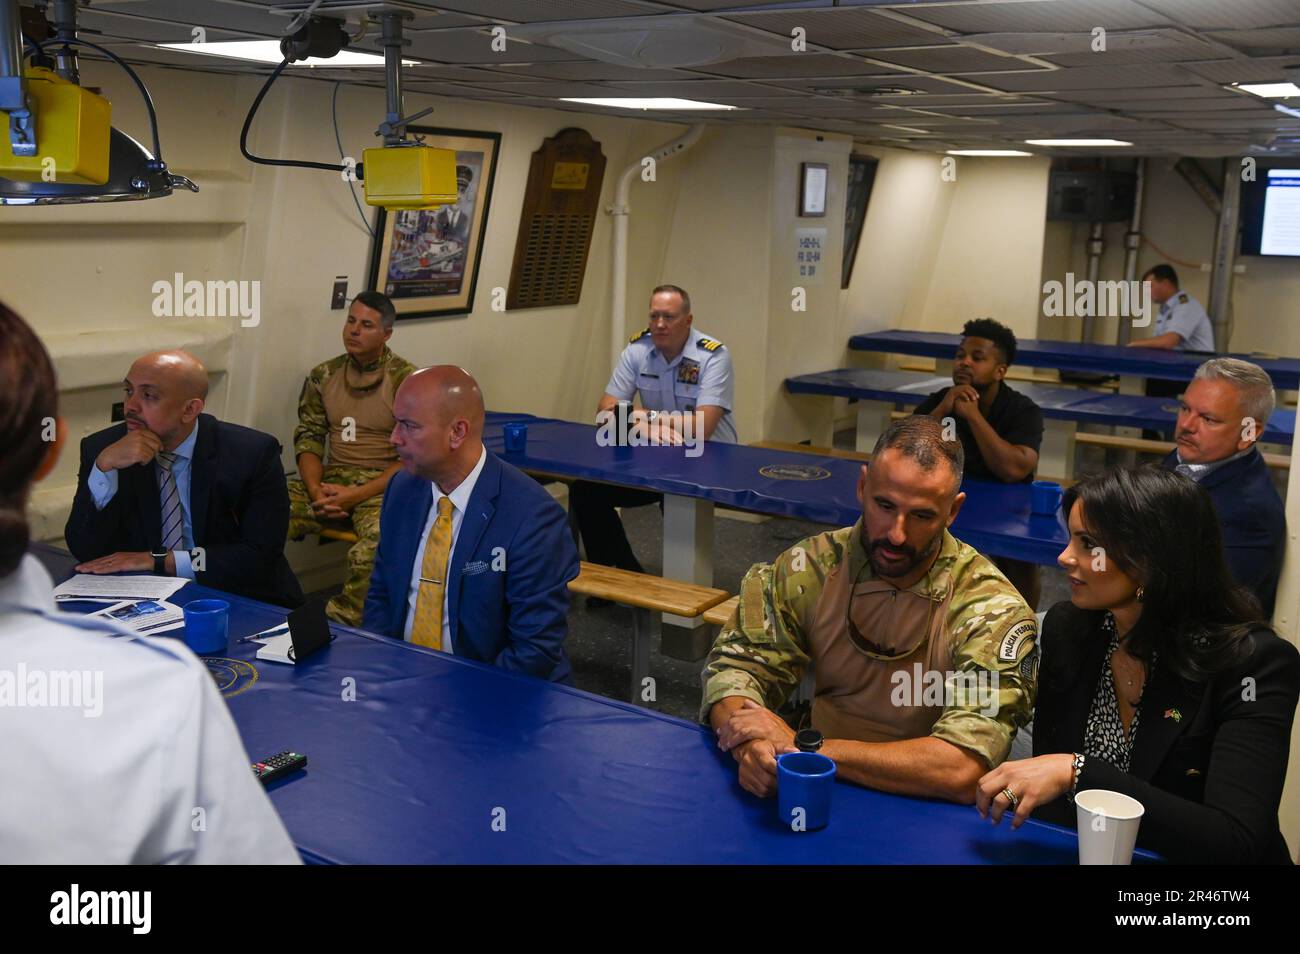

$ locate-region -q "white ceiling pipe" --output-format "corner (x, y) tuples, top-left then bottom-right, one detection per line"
(608, 123), (706, 370)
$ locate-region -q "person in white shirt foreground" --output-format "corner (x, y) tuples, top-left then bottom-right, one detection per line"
(0, 299), (300, 864)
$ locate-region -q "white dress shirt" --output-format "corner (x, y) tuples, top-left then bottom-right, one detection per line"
(402, 446), (489, 650)
(0, 555), (300, 863)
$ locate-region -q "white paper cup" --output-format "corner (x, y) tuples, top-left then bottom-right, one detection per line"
(1075, 789), (1144, 865)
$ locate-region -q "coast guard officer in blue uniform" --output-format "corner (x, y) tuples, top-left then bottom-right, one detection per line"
(571, 284), (735, 576)
(1129, 263), (1215, 353)
(1128, 263), (1217, 432)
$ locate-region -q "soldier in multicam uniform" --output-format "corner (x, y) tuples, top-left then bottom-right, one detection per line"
(288, 291), (416, 626)
(702, 415), (1038, 804)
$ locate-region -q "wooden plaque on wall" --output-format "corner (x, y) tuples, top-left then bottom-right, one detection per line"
(507, 128), (607, 310)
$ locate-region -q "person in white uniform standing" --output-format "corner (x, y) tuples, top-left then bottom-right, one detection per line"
(0, 300), (300, 864)
(1128, 263), (1218, 437)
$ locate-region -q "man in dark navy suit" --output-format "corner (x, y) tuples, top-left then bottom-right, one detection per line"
(1161, 358), (1285, 617)
(362, 366), (578, 682)
(65, 350), (303, 607)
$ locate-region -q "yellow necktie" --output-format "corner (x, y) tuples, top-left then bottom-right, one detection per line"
(410, 496), (454, 649)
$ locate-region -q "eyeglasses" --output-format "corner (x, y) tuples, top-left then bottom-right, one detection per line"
(843, 558), (941, 661)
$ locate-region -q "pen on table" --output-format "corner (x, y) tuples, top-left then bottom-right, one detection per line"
(238, 624), (289, 643)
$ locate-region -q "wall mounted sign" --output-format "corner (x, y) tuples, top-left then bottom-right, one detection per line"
(800, 161), (828, 217)
(795, 228), (828, 285)
(507, 128), (607, 310)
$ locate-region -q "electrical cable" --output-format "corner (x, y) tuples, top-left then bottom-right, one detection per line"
(240, 57), (347, 172)
(1140, 235), (1203, 270)
(332, 81), (375, 238)
(54, 36), (163, 160)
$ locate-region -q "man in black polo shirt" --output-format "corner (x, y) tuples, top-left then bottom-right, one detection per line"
(914, 318), (1044, 607)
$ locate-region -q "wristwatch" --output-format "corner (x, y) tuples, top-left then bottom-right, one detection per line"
(795, 728), (824, 753)
(151, 549), (168, 575)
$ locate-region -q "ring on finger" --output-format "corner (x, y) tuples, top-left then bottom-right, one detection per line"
(1001, 787), (1020, 810)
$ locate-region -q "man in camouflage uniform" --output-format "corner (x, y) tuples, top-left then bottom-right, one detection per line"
(702, 415), (1038, 804)
(288, 291), (416, 626)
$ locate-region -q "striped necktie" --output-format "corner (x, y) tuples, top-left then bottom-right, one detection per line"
(409, 496), (454, 649)
(157, 451), (184, 552)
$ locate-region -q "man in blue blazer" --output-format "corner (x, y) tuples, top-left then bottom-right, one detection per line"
(1161, 358), (1285, 616)
(362, 366), (578, 682)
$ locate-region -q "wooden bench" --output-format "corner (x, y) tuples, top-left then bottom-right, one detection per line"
(1074, 432), (1291, 470)
(700, 593), (816, 705)
(568, 562), (730, 703)
(703, 595), (739, 627)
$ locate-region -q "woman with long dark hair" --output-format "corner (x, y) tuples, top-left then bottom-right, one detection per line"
(975, 465), (1298, 863)
(0, 300), (299, 863)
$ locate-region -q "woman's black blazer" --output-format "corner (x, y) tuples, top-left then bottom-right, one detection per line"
(1032, 601), (1299, 864)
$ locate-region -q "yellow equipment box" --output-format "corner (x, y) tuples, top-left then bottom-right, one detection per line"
(0, 67), (111, 185)
(362, 143), (457, 210)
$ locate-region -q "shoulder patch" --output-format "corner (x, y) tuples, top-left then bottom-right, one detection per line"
(629, 327), (651, 344)
(1019, 646), (1039, 683)
(998, 618), (1038, 662)
(1177, 292), (1189, 304)
(697, 336), (723, 352)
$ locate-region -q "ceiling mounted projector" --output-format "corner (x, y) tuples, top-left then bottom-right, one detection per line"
(505, 16), (796, 69)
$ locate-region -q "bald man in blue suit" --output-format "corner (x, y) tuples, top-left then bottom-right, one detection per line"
(362, 366), (577, 682)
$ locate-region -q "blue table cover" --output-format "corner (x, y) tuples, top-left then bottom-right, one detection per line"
(848, 330), (1300, 390)
(785, 368), (1294, 444)
(32, 544), (1120, 865)
(485, 416), (1069, 566)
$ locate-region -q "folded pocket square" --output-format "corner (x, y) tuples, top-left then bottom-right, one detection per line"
(462, 560), (490, 576)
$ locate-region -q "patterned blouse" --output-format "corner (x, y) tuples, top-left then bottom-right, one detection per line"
(1083, 613), (1157, 773)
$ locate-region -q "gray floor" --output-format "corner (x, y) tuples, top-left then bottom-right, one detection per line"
(313, 435), (1252, 722)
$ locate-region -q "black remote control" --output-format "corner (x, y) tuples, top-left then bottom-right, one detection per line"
(252, 750), (307, 785)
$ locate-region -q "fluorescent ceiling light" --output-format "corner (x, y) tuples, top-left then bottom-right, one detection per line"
(1024, 138), (1132, 147)
(1234, 82), (1300, 98)
(156, 41), (415, 67)
(946, 149), (1033, 156)
(560, 97), (739, 110)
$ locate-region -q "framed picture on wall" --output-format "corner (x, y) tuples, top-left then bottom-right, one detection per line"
(841, 155), (879, 288)
(367, 127), (502, 320)
(800, 162), (828, 217)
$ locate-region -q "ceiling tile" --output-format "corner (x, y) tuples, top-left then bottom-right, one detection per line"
(722, 8), (955, 50)
(408, 0), (668, 22)
(903, 0), (1171, 34)
(1138, 0), (1300, 31)
(689, 52), (888, 79)
(1176, 56), (1300, 84)
(865, 45), (1047, 73)
(481, 61), (689, 80)
(975, 62), (1204, 92)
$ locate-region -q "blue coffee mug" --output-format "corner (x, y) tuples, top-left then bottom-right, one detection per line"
(504, 426), (530, 454)
(777, 751), (836, 831)
(1030, 480), (1064, 516)
(503, 422), (528, 453)
(182, 599), (230, 655)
